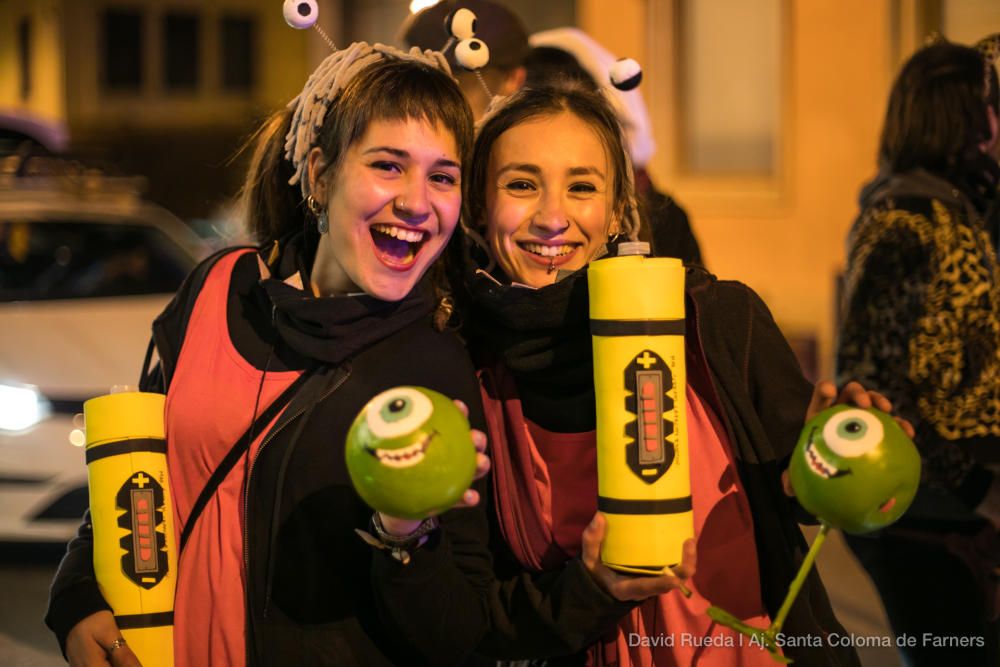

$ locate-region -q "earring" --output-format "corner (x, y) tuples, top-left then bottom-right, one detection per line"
(607, 222), (622, 244)
(307, 195), (328, 234)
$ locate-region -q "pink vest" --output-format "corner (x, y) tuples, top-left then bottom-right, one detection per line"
(165, 250), (300, 666)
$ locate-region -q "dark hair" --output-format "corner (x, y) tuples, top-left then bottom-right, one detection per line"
(879, 42), (999, 173)
(523, 46), (599, 91)
(466, 81), (639, 240)
(243, 57), (473, 246)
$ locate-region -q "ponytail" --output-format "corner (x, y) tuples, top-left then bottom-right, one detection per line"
(241, 109), (304, 246)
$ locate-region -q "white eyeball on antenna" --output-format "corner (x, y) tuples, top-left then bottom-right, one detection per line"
(610, 57), (642, 91)
(455, 38), (490, 71)
(444, 8), (477, 40)
(283, 0), (318, 30)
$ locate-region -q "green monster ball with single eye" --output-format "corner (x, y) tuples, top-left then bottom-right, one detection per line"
(788, 405), (921, 534)
(345, 386), (476, 520)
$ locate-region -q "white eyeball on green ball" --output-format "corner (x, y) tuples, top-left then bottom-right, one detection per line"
(454, 38), (490, 71)
(283, 0), (318, 30)
(445, 8), (477, 40)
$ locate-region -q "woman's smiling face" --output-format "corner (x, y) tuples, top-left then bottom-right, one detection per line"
(308, 117), (462, 301)
(484, 111), (614, 287)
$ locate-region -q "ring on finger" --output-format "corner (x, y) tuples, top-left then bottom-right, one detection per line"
(107, 637), (127, 653)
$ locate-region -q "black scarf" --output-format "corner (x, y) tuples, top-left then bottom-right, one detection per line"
(259, 233), (434, 366)
(466, 268), (596, 432)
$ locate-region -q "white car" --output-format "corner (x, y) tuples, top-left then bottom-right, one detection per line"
(0, 154), (205, 542)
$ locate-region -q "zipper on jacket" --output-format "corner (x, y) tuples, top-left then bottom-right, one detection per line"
(242, 365), (351, 662)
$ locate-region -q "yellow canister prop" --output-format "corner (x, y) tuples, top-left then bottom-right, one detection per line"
(589, 251), (692, 573)
(84, 391), (175, 667)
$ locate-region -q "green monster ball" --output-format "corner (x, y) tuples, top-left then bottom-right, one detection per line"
(788, 405), (921, 534)
(345, 386), (476, 520)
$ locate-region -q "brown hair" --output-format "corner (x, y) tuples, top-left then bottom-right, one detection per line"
(880, 41), (1000, 173)
(242, 57), (473, 247)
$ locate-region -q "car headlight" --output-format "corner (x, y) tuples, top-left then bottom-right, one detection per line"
(0, 383), (51, 431)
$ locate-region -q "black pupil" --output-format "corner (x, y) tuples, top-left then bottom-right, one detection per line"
(470, 41), (481, 51)
(471, 19), (477, 32)
(389, 399), (406, 413)
(298, 3), (311, 16)
(845, 421), (862, 433)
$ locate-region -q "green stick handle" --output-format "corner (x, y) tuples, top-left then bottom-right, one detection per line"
(771, 522), (831, 633)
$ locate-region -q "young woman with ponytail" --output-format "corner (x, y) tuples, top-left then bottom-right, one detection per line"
(44, 44), (484, 667)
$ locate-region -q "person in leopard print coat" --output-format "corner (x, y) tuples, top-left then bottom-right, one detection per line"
(836, 40), (1000, 666)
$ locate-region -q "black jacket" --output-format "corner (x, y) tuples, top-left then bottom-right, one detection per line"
(46, 249), (628, 666)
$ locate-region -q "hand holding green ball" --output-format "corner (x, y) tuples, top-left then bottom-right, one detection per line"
(345, 386), (477, 520)
(708, 404), (921, 662)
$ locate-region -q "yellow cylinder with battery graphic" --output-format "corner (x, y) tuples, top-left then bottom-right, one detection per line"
(589, 248), (692, 574)
(84, 391), (175, 667)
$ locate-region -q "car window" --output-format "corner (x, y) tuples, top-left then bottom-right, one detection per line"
(0, 220), (195, 301)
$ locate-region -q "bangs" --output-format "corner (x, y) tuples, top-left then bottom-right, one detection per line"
(336, 60), (473, 166)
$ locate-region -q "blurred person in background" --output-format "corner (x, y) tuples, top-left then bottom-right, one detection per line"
(402, 0), (529, 120)
(525, 28), (702, 266)
(836, 38), (1000, 666)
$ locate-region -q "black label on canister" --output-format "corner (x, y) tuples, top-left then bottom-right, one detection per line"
(115, 470), (168, 589)
(624, 350), (675, 484)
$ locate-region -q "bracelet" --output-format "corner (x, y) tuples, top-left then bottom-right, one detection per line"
(355, 513), (439, 564)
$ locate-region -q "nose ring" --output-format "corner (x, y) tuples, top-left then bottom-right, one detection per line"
(394, 197), (408, 211)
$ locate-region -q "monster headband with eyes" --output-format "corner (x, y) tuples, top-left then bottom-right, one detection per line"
(279, 0), (491, 198)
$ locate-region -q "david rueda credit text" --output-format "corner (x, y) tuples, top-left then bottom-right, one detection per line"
(628, 632), (986, 649)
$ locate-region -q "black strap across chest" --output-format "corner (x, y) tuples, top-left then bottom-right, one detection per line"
(178, 368), (314, 553)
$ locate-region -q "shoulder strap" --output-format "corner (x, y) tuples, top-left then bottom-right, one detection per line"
(179, 367), (315, 553)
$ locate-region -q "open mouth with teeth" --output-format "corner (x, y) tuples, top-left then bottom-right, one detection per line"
(517, 241), (581, 269)
(366, 431), (435, 469)
(804, 430), (849, 480)
(370, 223), (429, 270)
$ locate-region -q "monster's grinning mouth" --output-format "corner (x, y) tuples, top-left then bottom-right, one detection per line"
(878, 497), (897, 513)
(805, 429), (849, 479)
(368, 431), (436, 469)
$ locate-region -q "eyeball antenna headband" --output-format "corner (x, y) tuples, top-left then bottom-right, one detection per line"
(442, 8), (493, 97)
(279, 1), (488, 200)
